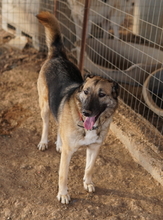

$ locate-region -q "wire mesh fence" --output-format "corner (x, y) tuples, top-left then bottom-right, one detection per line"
(1, 0), (55, 50)
(1, 0), (163, 149)
(56, 0), (163, 150)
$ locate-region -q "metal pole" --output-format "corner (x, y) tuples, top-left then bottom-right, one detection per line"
(79, 0), (91, 76)
(54, 0), (58, 17)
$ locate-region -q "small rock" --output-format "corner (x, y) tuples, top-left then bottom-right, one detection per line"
(20, 164), (33, 170)
(4, 208), (11, 218)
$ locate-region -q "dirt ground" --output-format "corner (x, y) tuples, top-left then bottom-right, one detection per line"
(1, 32), (163, 220)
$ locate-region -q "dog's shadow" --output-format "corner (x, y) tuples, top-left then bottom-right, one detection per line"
(93, 186), (161, 205)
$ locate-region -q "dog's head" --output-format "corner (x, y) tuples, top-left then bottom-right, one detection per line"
(125, 0), (135, 8)
(77, 75), (118, 130)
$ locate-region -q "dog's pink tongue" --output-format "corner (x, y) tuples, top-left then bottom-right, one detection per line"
(83, 116), (96, 130)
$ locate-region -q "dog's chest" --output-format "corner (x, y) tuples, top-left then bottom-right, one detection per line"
(78, 130), (102, 146)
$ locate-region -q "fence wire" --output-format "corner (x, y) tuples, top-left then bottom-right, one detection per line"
(57, 0), (163, 149)
(1, 0), (55, 50)
(1, 0), (163, 149)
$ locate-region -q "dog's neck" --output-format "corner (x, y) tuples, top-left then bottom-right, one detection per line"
(79, 112), (84, 122)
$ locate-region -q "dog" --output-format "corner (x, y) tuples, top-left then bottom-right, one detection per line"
(67, 0), (134, 40)
(36, 11), (118, 204)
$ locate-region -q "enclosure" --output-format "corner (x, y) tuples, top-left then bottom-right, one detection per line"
(56, 0), (163, 146)
(1, 0), (163, 219)
(2, 0), (162, 142)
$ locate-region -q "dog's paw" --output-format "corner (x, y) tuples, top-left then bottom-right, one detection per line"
(57, 193), (71, 204)
(83, 182), (95, 193)
(55, 142), (62, 153)
(37, 142), (48, 151)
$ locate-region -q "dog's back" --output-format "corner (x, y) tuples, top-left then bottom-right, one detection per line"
(37, 12), (83, 119)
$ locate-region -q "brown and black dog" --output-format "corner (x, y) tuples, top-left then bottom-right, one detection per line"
(36, 11), (118, 204)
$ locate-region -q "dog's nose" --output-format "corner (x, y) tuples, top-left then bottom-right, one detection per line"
(82, 110), (92, 117)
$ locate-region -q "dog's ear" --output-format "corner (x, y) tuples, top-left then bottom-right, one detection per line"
(78, 84), (83, 93)
(112, 82), (119, 99)
(83, 73), (95, 81)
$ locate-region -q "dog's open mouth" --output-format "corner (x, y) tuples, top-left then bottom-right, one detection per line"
(83, 114), (100, 130)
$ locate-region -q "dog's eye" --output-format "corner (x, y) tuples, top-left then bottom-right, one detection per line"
(84, 90), (88, 95)
(99, 93), (106, 98)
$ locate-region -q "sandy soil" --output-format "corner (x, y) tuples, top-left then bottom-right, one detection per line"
(1, 34), (163, 220)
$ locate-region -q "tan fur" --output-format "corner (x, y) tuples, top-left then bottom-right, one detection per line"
(37, 62), (50, 151)
(36, 12), (118, 204)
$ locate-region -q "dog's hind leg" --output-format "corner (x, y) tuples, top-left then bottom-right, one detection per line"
(37, 98), (50, 151)
(83, 143), (101, 192)
(37, 76), (50, 151)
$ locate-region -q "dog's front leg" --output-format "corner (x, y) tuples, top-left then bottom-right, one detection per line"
(87, 21), (92, 38)
(102, 19), (110, 39)
(83, 143), (101, 192)
(110, 15), (124, 40)
(55, 132), (62, 153)
(72, 15), (82, 41)
(57, 147), (74, 204)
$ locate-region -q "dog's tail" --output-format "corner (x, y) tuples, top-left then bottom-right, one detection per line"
(36, 11), (65, 57)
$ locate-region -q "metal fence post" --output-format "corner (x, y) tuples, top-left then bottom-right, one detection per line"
(54, 0), (58, 16)
(79, 0), (91, 75)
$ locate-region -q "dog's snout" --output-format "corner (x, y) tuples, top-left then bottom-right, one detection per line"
(82, 110), (92, 117)
(132, 2), (134, 6)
